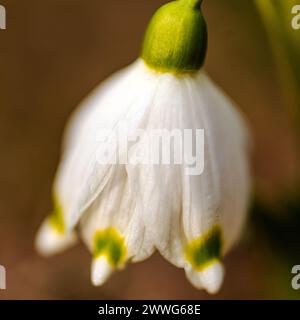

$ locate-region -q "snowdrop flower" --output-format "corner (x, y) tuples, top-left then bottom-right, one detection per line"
(36, 0), (250, 294)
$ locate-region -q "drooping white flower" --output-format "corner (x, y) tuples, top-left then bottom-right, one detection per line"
(36, 0), (250, 294)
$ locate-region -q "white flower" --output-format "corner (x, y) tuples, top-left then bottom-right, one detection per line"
(36, 0), (250, 294)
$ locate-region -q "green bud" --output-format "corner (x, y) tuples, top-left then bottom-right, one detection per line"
(141, 0), (207, 73)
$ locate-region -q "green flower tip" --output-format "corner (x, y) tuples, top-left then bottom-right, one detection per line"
(184, 225), (223, 271)
(93, 228), (127, 267)
(48, 197), (65, 234)
(141, 0), (207, 74)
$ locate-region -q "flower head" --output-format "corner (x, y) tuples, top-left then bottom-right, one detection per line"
(36, 0), (250, 294)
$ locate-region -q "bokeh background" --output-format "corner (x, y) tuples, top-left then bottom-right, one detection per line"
(0, 0), (300, 299)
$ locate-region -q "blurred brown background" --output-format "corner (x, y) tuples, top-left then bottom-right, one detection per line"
(0, 0), (298, 299)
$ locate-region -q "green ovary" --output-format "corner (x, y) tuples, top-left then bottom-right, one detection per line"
(93, 228), (127, 267)
(141, 0), (207, 73)
(185, 226), (223, 271)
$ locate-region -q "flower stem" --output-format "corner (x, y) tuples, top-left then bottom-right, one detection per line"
(180, 0), (203, 9)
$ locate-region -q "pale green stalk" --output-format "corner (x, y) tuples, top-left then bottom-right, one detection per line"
(255, 0), (300, 143)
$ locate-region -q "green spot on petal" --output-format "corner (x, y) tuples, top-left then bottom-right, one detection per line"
(93, 228), (126, 267)
(48, 196), (65, 234)
(185, 226), (223, 271)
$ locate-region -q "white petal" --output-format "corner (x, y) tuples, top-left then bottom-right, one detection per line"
(80, 165), (155, 263)
(125, 69), (250, 287)
(189, 72), (250, 250)
(40, 56), (250, 293)
(70, 61), (160, 229)
(185, 261), (225, 294)
(126, 74), (186, 267)
(91, 256), (113, 286)
(53, 60), (157, 230)
(35, 220), (77, 257)
(200, 261), (225, 294)
(180, 73), (249, 293)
